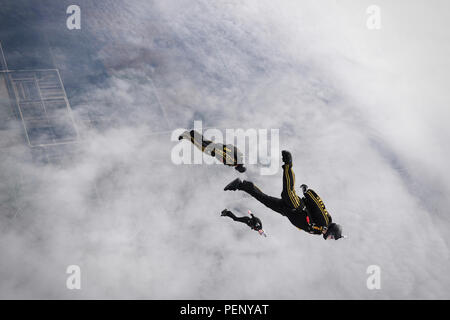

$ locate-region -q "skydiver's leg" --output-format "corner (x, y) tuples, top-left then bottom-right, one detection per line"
(185, 130), (213, 152)
(239, 180), (286, 216)
(223, 210), (251, 224)
(281, 163), (302, 209)
(187, 130), (231, 162)
(213, 145), (246, 172)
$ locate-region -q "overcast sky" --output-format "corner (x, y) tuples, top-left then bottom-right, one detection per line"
(0, 0), (449, 299)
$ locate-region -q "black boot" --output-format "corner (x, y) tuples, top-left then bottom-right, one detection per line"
(221, 209), (231, 217)
(281, 150), (292, 165)
(224, 178), (242, 191)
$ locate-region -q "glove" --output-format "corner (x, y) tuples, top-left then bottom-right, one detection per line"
(281, 150), (292, 164)
(300, 184), (308, 193)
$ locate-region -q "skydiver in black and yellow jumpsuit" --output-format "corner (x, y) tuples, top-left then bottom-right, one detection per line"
(221, 209), (267, 237)
(224, 150), (344, 240)
(178, 130), (246, 173)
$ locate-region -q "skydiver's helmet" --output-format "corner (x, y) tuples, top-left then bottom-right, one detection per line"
(250, 214), (263, 231)
(323, 223), (343, 240)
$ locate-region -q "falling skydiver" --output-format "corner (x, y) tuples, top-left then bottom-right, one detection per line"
(224, 150), (345, 240)
(178, 130), (246, 172)
(221, 209), (267, 237)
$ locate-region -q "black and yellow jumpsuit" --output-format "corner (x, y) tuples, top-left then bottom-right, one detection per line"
(222, 210), (263, 231)
(180, 130), (245, 169)
(238, 163), (332, 234)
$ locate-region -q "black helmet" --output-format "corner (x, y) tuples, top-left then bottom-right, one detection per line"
(323, 223), (343, 240)
(250, 214), (263, 231)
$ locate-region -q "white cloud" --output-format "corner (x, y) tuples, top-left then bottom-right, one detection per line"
(1, 0), (449, 298)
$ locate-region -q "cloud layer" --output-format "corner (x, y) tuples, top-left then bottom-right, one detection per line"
(0, 0), (449, 299)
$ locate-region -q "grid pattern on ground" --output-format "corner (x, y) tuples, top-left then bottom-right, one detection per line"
(2, 69), (79, 147)
(0, 41), (7, 71)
